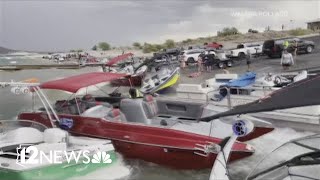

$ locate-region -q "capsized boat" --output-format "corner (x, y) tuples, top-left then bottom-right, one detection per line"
(13, 73), (268, 169)
(140, 66), (180, 94)
(0, 120), (130, 180)
(247, 134), (320, 180)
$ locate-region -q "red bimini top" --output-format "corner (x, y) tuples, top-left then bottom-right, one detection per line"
(40, 72), (127, 93)
(106, 53), (134, 66)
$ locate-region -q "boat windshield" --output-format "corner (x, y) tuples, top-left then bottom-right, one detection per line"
(247, 134), (320, 180)
(0, 119), (48, 133)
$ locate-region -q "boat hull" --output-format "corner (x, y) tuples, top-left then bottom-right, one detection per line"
(140, 68), (180, 94)
(237, 126), (274, 142)
(112, 140), (252, 169)
(18, 113), (254, 169)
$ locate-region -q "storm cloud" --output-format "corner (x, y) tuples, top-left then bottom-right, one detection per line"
(0, 0), (319, 51)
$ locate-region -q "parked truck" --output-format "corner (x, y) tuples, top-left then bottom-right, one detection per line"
(226, 43), (263, 59)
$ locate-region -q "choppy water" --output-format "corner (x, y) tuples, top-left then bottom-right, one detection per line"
(0, 56), (314, 180)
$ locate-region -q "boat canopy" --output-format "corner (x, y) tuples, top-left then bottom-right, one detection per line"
(106, 53), (134, 66)
(40, 72), (127, 93)
(224, 72), (256, 87)
(201, 74), (320, 121)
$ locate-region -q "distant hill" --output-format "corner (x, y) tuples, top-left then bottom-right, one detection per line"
(0, 46), (14, 54)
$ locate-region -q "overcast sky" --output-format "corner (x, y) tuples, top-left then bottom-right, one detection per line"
(0, 0), (319, 51)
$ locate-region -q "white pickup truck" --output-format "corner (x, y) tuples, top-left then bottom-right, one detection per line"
(226, 43), (263, 59)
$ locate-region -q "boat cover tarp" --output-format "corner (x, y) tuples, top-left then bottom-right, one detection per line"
(201, 75), (320, 122)
(40, 72), (127, 93)
(106, 53), (133, 66)
(224, 72), (256, 87)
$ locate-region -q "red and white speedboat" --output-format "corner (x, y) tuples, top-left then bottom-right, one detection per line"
(17, 72), (273, 169)
(81, 53), (147, 87)
(106, 53), (147, 87)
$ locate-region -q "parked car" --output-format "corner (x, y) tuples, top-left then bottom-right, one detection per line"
(179, 49), (205, 64)
(204, 42), (223, 49)
(155, 48), (182, 62)
(263, 37), (315, 58)
(226, 43), (263, 59)
(248, 29), (259, 33)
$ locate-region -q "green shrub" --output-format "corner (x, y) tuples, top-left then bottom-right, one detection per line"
(164, 39), (175, 49)
(217, 27), (240, 37)
(289, 28), (310, 36)
(98, 42), (111, 51)
(142, 43), (164, 53)
(182, 38), (192, 44)
(132, 42), (142, 49)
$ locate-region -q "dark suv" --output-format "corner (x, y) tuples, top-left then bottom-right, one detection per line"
(263, 37), (315, 58)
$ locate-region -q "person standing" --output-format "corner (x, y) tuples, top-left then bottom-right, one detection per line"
(281, 49), (294, 70)
(180, 58), (186, 69)
(293, 40), (298, 58)
(246, 49), (252, 71)
(203, 54), (210, 72)
(208, 53), (215, 72)
(197, 53), (204, 72)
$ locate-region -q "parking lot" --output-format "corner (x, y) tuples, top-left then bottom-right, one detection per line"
(179, 35), (320, 85)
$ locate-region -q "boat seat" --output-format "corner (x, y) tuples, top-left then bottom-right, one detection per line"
(81, 94), (96, 110)
(3, 127), (44, 145)
(69, 104), (80, 115)
(142, 95), (159, 118)
(104, 108), (126, 122)
(55, 100), (71, 114)
(82, 105), (111, 118)
(120, 98), (151, 124)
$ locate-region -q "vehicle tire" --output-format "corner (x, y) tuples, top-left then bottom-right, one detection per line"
(218, 62), (225, 69)
(306, 45), (313, 53)
(187, 57), (195, 64)
(226, 60), (233, 67)
(238, 52), (246, 60)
